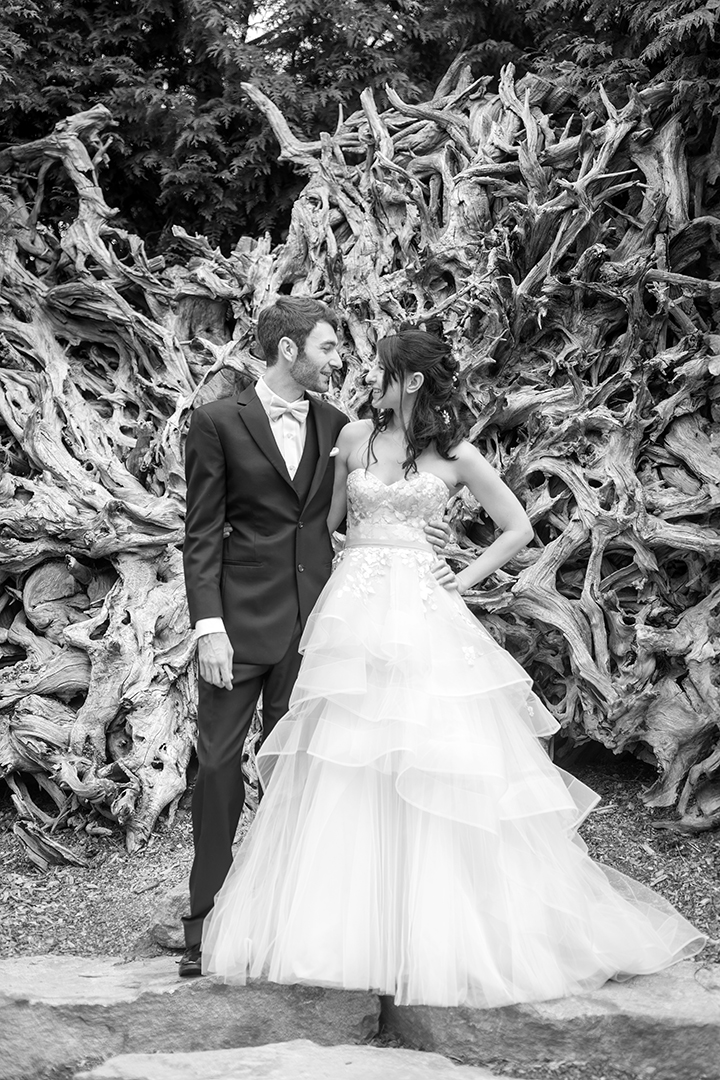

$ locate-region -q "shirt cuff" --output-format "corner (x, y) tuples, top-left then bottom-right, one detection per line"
(194, 617), (227, 638)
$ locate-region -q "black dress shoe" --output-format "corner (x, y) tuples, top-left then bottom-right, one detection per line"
(178, 944), (203, 978)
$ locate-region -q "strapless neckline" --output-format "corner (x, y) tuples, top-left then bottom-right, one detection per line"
(347, 467), (451, 496)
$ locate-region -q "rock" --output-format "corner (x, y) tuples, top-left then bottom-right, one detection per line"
(127, 929), (166, 960)
(146, 878), (188, 949)
(74, 1038), (521, 1079)
(0, 955), (379, 1080)
(382, 962), (720, 1080)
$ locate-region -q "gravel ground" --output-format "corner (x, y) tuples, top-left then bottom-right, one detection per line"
(0, 791), (195, 959)
(1, 750), (718, 1080)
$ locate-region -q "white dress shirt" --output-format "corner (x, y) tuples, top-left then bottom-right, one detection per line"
(195, 377), (309, 639)
(254, 376), (308, 479)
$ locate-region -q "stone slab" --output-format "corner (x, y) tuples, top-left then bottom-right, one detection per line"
(382, 961), (720, 1080)
(74, 1038), (520, 1080)
(0, 955), (379, 1080)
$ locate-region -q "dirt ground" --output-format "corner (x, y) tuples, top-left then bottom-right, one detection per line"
(1, 746), (717, 962)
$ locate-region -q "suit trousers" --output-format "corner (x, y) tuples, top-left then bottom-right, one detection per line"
(182, 620), (303, 947)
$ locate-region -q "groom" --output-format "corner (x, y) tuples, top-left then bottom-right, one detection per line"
(179, 297), (349, 975)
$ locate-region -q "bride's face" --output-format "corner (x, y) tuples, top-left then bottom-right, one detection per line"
(366, 359), (406, 413)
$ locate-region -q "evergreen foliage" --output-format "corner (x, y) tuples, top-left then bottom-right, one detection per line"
(522, 0), (720, 135)
(0, 0), (718, 248)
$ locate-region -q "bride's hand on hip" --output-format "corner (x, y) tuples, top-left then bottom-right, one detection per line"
(424, 519), (451, 552)
(431, 562), (478, 593)
(197, 632), (234, 691)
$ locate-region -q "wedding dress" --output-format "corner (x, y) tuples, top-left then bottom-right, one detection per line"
(201, 468), (705, 1006)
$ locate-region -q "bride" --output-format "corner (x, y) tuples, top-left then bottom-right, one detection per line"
(202, 325), (705, 1007)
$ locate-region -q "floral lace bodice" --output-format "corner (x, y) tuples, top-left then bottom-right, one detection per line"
(345, 468), (449, 548)
(334, 467), (464, 615)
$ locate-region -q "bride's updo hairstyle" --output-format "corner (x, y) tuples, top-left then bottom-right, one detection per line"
(365, 320), (470, 475)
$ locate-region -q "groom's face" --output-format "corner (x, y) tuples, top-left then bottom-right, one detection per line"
(289, 321), (342, 393)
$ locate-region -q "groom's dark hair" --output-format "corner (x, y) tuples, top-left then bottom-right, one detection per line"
(257, 298), (338, 365)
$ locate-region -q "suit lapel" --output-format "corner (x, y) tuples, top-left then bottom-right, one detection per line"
(237, 384), (293, 487)
(303, 396), (332, 510)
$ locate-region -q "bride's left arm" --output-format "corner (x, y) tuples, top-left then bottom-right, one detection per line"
(448, 441), (534, 593)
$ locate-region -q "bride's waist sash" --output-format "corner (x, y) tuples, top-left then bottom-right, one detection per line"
(344, 532), (434, 555)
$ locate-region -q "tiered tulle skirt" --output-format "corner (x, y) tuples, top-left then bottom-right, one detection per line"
(202, 544), (705, 1006)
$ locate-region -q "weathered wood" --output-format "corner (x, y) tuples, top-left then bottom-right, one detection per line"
(0, 58), (719, 861)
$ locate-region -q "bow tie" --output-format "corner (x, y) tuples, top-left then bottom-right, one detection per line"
(268, 399), (309, 423)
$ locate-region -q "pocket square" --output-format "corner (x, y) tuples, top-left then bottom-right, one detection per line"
(329, 447), (340, 457)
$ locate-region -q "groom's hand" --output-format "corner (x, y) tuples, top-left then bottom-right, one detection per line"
(197, 632), (234, 691)
(424, 519), (451, 552)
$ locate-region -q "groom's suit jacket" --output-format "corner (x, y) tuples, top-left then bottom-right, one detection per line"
(183, 383), (349, 665)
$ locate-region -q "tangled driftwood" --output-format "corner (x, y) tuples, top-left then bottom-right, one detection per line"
(0, 58), (719, 861)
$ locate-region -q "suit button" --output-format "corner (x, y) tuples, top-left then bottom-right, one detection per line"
(298, 521), (304, 528)
(298, 564), (305, 572)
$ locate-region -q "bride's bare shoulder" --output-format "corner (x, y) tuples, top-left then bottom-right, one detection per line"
(448, 440), (499, 485)
(453, 439), (489, 465)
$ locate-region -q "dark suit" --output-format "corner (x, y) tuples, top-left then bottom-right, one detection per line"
(182, 383), (348, 945)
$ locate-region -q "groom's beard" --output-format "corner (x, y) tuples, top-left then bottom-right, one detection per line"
(292, 349), (333, 393)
